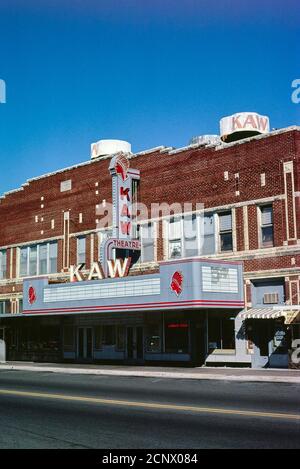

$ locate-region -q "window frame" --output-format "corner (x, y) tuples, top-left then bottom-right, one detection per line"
(218, 211), (233, 253)
(259, 204), (274, 248)
(0, 250), (7, 280)
(18, 241), (58, 278)
(167, 213), (219, 260)
(76, 236), (86, 265)
(140, 221), (156, 263)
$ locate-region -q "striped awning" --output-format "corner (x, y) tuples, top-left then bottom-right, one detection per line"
(240, 308), (300, 323)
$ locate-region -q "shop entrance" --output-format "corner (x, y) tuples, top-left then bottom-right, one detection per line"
(126, 326), (144, 362)
(77, 327), (93, 361)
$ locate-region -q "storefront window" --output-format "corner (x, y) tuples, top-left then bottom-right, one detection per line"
(164, 320), (189, 354)
(102, 325), (116, 346)
(116, 326), (125, 351)
(94, 326), (103, 350)
(208, 314), (235, 350)
(40, 326), (60, 351)
(145, 324), (161, 353)
(63, 325), (75, 351)
(18, 322), (60, 352)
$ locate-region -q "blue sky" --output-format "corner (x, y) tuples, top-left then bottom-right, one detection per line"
(0, 0), (299, 193)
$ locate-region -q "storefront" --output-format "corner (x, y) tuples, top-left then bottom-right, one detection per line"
(1, 258), (244, 366)
(241, 307), (300, 368)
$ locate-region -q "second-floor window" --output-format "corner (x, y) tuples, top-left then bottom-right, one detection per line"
(167, 211), (235, 259)
(140, 222), (155, 263)
(77, 236), (86, 265)
(219, 211), (233, 252)
(19, 242), (58, 277)
(202, 213), (215, 255)
(260, 205), (274, 247)
(0, 300), (10, 314)
(169, 217), (183, 259)
(168, 213), (218, 260)
(0, 250), (7, 280)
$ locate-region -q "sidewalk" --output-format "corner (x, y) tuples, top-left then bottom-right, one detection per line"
(0, 361), (300, 384)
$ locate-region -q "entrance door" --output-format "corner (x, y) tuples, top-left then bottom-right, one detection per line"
(193, 320), (206, 366)
(126, 326), (144, 362)
(252, 321), (270, 368)
(78, 327), (93, 360)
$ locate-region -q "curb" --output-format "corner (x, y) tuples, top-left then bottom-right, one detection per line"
(0, 364), (300, 384)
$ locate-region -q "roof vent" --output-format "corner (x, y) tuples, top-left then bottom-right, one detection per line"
(91, 139), (131, 159)
(220, 112), (270, 143)
(189, 135), (221, 146)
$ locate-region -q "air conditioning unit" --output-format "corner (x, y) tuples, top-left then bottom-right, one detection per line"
(263, 292), (279, 304)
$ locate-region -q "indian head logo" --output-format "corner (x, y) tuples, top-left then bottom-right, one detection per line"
(28, 286), (37, 305)
(170, 271), (183, 296)
(114, 154), (129, 181)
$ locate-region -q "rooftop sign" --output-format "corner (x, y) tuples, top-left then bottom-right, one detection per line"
(220, 112), (270, 142)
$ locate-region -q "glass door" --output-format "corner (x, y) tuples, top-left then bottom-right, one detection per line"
(77, 327), (93, 360)
(126, 326), (144, 362)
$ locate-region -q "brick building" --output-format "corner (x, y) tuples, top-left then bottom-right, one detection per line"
(0, 117), (299, 367)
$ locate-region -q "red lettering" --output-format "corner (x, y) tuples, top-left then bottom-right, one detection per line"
(243, 114), (257, 129)
(120, 187), (130, 201)
(121, 204), (131, 217)
(232, 115), (242, 130)
(256, 115), (268, 131)
(120, 221), (131, 235)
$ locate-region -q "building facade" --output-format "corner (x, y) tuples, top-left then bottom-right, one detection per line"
(0, 119), (300, 367)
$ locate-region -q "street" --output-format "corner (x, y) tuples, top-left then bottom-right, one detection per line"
(0, 370), (299, 449)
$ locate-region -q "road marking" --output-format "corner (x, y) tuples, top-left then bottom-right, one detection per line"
(0, 388), (299, 421)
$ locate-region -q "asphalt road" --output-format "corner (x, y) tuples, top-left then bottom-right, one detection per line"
(0, 370), (299, 449)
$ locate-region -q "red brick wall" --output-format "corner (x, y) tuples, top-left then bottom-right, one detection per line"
(0, 129), (299, 296)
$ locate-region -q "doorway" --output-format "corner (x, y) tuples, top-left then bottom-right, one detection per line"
(126, 326), (144, 362)
(77, 327), (93, 361)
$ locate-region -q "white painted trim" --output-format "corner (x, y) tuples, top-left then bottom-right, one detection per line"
(232, 208), (237, 252)
(9, 248), (13, 280)
(243, 206), (249, 251)
(90, 233), (94, 266)
(283, 161), (297, 241)
(289, 279), (300, 305)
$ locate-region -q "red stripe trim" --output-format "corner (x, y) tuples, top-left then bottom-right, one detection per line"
(24, 299), (244, 312)
(23, 299), (244, 315)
